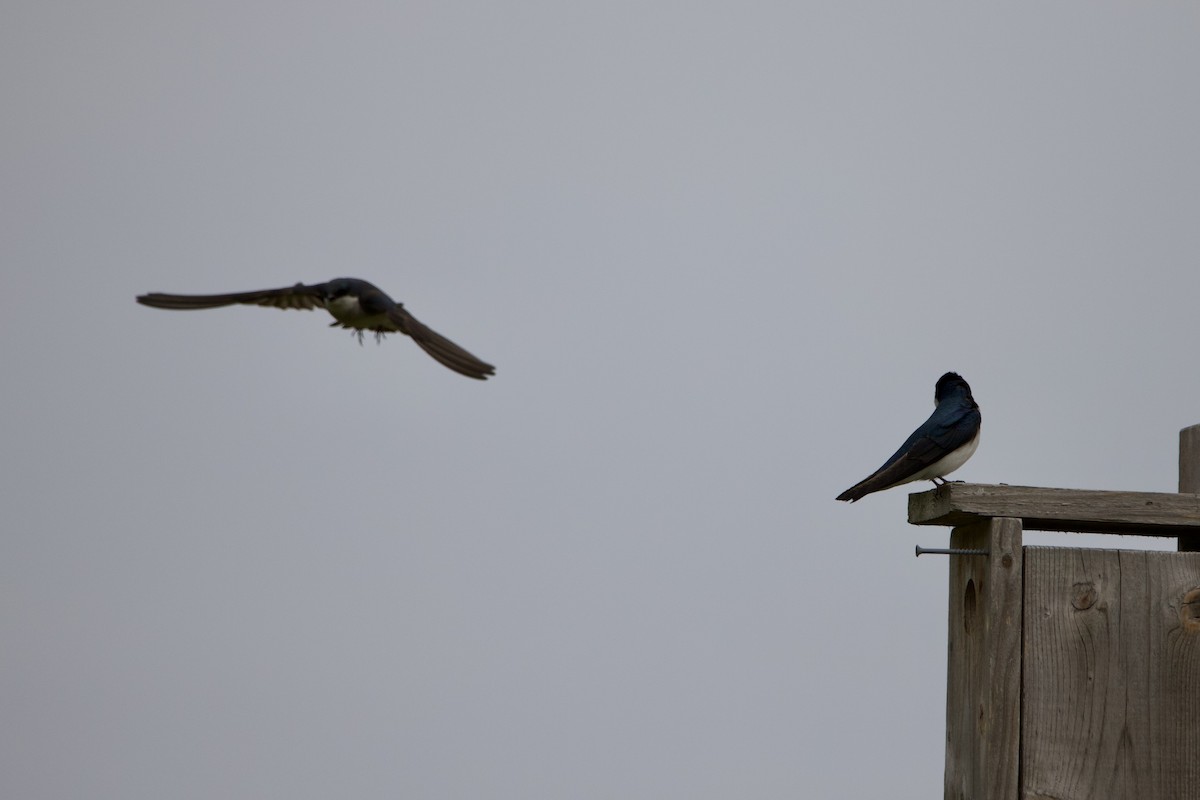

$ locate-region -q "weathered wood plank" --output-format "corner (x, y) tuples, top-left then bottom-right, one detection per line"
(944, 519), (1022, 800)
(1180, 425), (1200, 552)
(908, 483), (1200, 537)
(1021, 547), (1200, 800)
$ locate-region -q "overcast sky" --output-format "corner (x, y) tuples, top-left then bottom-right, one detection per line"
(4, 3), (1199, 798)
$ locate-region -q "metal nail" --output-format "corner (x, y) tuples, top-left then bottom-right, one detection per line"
(915, 545), (990, 557)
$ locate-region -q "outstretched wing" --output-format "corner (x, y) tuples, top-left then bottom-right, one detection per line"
(136, 283), (328, 311)
(387, 306), (496, 380)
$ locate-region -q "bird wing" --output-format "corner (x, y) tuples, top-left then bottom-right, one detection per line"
(136, 282), (328, 311)
(387, 306), (496, 380)
(836, 402), (980, 502)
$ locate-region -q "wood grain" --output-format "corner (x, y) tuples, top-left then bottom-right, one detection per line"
(908, 484), (1200, 537)
(1021, 547), (1200, 800)
(1180, 425), (1200, 552)
(944, 519), (1022, 800)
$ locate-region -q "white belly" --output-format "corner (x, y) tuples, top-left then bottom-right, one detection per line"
(326, 296), (391, 329)
(905, 428), (981, 484)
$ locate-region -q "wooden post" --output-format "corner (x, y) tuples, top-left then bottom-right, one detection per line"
(910, 454), (1200, 800)
(943, 519), (1022, 800)
(1179, 424), (1200, 552)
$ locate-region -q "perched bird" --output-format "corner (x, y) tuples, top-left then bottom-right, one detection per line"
(836, 372), (980, 502)
(137, 278), (495, 380)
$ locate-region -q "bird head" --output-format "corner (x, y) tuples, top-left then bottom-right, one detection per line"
(935, 372), (973, 404)
(323, 279), (356, 301)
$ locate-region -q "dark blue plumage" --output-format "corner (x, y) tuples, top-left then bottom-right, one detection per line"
(837, 372), (981, 502)
(137, 278), (495, 380)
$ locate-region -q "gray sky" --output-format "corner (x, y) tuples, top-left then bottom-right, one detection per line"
(4, 3), (1199, 798)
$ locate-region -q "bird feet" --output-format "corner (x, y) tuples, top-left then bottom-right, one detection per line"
(932, 478), (966, 488)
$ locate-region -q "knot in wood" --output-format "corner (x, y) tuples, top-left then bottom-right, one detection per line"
(1183, 588), (1200, 631)
(962, 579), (977, 634)
(1071, 582), (1098, 611)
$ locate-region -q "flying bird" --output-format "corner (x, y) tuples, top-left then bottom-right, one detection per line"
(836, 372), (980, 502)
(136, 278), (495, 380)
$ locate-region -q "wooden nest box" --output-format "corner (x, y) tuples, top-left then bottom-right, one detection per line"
(908, 426), (1200, 800)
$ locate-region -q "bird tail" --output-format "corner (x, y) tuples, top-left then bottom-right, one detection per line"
(390, 309), (496, 380)
(835, 484), (869, 503)
(836, 474), (893, 503)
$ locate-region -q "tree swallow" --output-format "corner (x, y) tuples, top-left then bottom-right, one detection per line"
(136, 278), (495, 380)
(836, 372), (980, 502)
